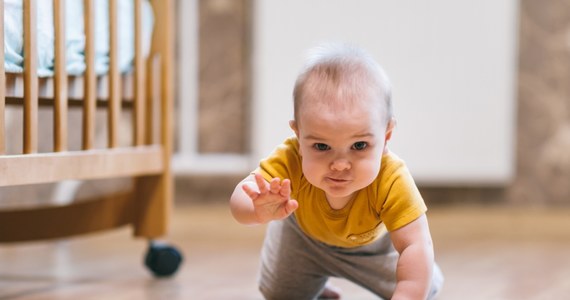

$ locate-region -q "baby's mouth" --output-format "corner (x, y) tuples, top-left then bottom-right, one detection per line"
(326, 177), (350, 183)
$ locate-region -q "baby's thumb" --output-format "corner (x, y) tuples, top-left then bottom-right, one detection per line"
(285, 199), (299, 215)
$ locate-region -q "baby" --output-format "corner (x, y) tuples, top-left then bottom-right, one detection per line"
(230, 43), (443, 299)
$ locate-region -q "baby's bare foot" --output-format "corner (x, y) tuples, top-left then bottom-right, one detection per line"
(318, 283), (342, 299)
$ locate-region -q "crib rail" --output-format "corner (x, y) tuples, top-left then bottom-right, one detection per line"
(0, 146), (163, 187)
(4, 73), (138, 101)
(0, 0), (171, 186)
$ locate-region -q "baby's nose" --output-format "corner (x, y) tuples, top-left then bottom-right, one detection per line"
(330, 158), (351, 171)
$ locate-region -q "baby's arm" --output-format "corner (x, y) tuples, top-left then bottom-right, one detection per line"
(390, 214), (434, 299)
(230, 173), (299, 225)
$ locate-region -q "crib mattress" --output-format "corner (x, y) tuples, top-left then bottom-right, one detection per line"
(3, 0), (153, 77)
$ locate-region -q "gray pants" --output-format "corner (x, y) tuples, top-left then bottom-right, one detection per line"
(259, 216), (444, 300)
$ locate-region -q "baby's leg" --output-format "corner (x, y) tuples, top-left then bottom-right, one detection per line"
(325, 233), (444, 299)
(322, 233), (398, 298)
(258, 216), (329, 300)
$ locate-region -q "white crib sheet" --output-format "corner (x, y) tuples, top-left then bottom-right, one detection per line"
(3, 0), (153, 77)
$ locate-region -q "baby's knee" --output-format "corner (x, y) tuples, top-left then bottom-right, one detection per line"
(259, 284), (288, 300)
(259, 283), (308, 300)
(258, 280), (322, 300)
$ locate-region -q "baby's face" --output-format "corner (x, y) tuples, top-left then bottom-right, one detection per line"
(292, 98), (391, 205)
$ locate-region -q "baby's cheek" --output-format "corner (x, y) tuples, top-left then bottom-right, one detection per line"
(301, 160), (321, 184)
(360, 159), (381, 181)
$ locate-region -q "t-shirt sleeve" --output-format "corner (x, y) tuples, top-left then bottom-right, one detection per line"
(255, 137), (303, 188)
(377, 157), (427, 232)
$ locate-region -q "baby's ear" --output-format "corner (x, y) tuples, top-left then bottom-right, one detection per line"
(289, 120), (299, 137)
(385, 118), (396, 142)
(289, 120), (302, 156)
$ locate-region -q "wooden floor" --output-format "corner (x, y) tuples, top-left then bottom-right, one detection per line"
(1, 203), (569, 299)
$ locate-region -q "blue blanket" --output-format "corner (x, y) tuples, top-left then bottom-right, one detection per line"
(3, 0), (153, 77)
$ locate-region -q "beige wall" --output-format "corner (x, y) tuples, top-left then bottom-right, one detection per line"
(507, 0), (570, 205)
(195, 0), (251, 154)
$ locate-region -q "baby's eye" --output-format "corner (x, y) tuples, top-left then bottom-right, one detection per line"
(313, 143), (331, 151)
(352, 141), (368, 150)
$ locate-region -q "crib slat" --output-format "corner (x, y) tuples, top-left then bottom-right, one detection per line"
(82, 0), (96, 150)
(159, 0), (174, 209)
(108, 0), (120, 148)
(160, 0), (174, 155)
(23, 0), (38, 154)
(133, 0), (145, 146)
(0, 0), (5, 154)
(145, 56), (156, 145)
(54, 0), (68, 152)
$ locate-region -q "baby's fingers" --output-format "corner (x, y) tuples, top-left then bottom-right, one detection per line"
(254, 173), (269, 194)
(269, 178), (282, 194)
(241, 184), (259, 200)
(280, 179), (291, 198)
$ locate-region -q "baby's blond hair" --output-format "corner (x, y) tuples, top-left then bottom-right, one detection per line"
(293, 43), (393, 125)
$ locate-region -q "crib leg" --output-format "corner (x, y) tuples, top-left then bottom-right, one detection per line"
(132, 174), (172, 238)
(144, 240), (183, 277)
(134, 175), (182, 277)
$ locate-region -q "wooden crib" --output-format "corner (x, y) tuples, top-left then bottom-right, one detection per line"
(0, 0), (181, 276)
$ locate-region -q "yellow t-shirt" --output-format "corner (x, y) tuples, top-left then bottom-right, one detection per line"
(257, 136), (427, 248)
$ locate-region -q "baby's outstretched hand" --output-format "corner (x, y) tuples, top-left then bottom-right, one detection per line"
(241, 173), (299, 224)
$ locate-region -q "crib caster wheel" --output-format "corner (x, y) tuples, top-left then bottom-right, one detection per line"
(144, 242), (183, 277)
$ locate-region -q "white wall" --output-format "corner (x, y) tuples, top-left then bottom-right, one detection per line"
(252, 0), (519, 185)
